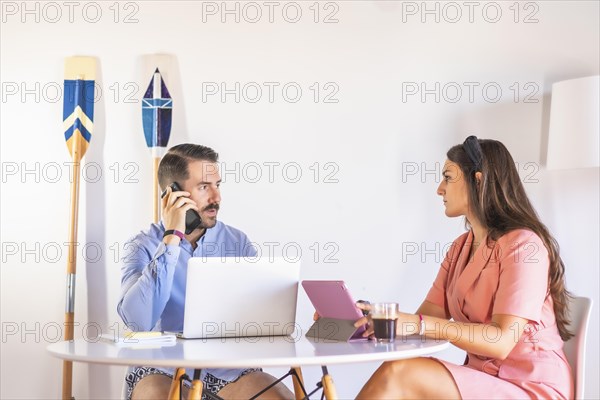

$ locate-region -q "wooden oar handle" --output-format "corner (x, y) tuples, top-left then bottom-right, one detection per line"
(64, 312), (74, 341)
(62, 160), (80, 400)
(66, 161), (81, 274)
(62, 312), (75, 399)
(153, 157), (160, 223)
(62, 359), (73, 400)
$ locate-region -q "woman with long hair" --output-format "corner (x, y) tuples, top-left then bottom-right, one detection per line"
(356, 136), (573, 399)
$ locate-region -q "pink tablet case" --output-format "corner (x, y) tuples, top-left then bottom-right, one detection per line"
(302, 280), (363, 319)
(302, 280), (367, 341)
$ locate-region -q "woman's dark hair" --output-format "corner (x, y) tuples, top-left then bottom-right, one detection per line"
(157, 143), (219, 190)
(448, 136), (572, 341)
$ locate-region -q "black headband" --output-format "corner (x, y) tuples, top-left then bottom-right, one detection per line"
(463, 135), (483, 172)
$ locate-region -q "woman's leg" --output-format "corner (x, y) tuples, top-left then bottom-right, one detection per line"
(356, 357), (461, 400)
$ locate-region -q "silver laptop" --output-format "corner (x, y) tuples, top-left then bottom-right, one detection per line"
(178, 257), (300, 339)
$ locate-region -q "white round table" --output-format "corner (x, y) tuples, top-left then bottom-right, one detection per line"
(48, 335), (449, 399)
(47, 335), (449, 369)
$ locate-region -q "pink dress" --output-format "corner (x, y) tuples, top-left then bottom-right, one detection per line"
(425, 229), (574, 399)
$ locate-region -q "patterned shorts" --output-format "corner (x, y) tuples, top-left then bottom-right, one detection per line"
(125, 366), (262, 400)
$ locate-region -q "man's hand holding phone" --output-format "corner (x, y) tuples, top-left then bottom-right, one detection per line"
(161, 183), (200, 244)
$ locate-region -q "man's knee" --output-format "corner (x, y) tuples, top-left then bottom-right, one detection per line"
(131, 374), (187, 400)
(218, 371), (293, 399)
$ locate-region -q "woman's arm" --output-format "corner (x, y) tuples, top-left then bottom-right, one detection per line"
(355, 306), (528, 360)
(416, 300), (448, 319)
(354, 301), (449, 339)
(399, 312), (529, 360)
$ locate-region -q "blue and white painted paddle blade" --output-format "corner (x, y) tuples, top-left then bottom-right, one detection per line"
(142, 68), (172, 149)
(63, 57), (96, 159)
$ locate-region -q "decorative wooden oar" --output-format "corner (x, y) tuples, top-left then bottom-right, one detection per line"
(62, 56), (95, 400)
(142, 68), (172, 222)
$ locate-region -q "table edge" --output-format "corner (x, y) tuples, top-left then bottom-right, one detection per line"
(47, 340), (450, 369)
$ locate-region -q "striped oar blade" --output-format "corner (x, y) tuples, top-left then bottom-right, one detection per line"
(63, 57), (95, 159)
(142, 68), (172, 150)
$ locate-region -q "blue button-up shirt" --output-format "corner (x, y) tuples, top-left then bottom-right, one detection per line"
(117, 220), (256, 381)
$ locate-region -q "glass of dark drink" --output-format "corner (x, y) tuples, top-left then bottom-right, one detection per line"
(371, 302), (399, 343)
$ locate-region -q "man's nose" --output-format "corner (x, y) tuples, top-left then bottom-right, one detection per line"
(208, 186), (221, 203)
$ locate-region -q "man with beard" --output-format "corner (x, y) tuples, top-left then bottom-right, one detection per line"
(117, 144), (292, 399)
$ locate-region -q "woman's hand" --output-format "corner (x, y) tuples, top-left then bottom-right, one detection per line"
(354, 302), (374, 338)
(354, 304), (421, 338)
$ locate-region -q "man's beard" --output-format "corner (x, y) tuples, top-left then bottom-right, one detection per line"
(200, 203), (219, 228)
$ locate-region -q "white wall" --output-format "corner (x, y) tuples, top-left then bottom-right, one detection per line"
(1, 1), (598, 398)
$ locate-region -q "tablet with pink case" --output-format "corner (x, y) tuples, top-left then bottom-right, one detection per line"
(302, 280), (367, 341)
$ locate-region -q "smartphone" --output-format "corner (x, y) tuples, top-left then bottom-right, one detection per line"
(161, 182), (202, 234)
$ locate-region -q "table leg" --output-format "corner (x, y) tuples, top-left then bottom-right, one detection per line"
(321, 366), (338, 400)
(168, 367), (186, 400)
(292, 367), (305, 400)
(188, 369), (203, 400)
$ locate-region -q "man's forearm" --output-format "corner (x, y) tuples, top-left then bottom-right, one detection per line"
(118, 246), (179, 330)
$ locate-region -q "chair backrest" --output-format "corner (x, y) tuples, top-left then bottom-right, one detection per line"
(563, 296), (593, 400)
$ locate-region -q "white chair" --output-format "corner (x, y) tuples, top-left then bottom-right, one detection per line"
(563, 296), (593, 400)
